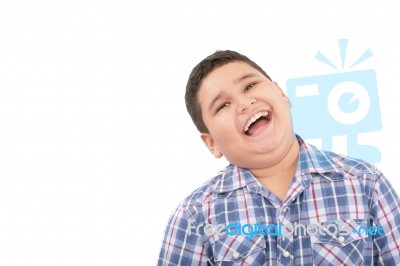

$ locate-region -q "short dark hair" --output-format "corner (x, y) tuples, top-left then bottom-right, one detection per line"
(185, 50), (271, 133)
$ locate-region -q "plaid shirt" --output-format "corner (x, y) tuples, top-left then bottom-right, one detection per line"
(157, 136), (400, 265)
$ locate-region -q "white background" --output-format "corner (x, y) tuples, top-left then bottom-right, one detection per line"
(0, 1), (399, 265)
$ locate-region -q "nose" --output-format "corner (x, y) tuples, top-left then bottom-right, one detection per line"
(237, 95), (256, 113)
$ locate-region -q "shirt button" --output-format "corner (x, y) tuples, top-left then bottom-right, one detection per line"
(338, 236), (345, 243)
(282, 250), (290, 257)
(232, 251), (240, 259)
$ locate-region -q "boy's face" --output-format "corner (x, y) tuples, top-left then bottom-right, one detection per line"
(198, 61), (296, 169)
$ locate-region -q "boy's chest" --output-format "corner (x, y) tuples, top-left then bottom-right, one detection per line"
(203, 184), (371, 265)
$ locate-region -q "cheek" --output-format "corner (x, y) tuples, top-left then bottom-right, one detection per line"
(212, 123), (232, 139)
(210, 118), (238, 141)
(214, 113), (235, 130)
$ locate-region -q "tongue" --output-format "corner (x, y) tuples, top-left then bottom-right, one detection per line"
(247, 118), (268, 136)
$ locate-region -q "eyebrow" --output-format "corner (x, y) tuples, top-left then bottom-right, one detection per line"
(207, 73), (258, 112)
(233, 73), (257, 84)
(208, 91), (226, 112)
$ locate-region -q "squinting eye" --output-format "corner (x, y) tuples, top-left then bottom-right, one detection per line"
(245, 83), (255, 92)
(216, 102), (230, 112)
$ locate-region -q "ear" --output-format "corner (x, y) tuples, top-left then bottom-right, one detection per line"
(272, 81), (285, 96)
(273, 81), (291, 107)
(200, 133), (223, 158)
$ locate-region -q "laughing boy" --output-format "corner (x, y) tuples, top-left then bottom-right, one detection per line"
(157, 50), (400, 265)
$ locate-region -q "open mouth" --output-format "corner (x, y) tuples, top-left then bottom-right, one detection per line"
(243, 111), (270, 136)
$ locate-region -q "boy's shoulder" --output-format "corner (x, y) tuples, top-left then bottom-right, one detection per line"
(174, 163), (256, 221)
(319, 149), (386, 196)
(178, 165), (236, 209)
(298, 138), (380, 179)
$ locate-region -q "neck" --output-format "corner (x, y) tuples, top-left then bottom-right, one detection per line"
(250, 137), (300, 201)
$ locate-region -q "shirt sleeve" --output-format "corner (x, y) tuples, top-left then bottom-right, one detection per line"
(157, 206), (211, 266)
(370, 171), (400, 265)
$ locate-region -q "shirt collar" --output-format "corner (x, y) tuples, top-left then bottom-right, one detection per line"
(295, 135), (344, 181)
(217, 135), (344, 194)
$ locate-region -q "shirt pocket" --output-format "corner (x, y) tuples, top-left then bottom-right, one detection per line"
(213, 235), (266, 265)
(310, 219), (368, 266)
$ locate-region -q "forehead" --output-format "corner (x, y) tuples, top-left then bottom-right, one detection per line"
(197, 61), (262, 104)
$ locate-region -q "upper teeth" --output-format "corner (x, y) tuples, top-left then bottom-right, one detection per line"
(243, 111), (269, 133)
